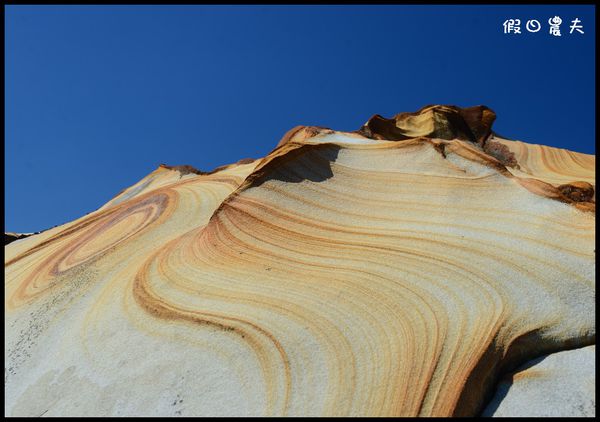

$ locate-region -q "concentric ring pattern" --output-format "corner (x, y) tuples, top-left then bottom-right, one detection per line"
(5, 106), (595, 416)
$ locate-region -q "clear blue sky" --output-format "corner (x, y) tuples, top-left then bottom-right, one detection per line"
(5, 5), (596, 233)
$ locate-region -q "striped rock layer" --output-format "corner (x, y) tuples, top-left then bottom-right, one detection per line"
(4, 106), (595, 416)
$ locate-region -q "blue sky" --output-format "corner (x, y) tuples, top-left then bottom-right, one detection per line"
(5, 5), (596, 233)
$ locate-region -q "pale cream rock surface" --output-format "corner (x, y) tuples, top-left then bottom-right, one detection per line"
(483, 346), (595, 417)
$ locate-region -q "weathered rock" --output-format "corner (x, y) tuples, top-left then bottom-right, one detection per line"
(483, 346), (595, 417)
(4, 106), (595, 416)
(5, 232), (36, 245)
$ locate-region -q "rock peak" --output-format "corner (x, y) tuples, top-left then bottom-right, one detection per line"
(357, 104), (496, 145)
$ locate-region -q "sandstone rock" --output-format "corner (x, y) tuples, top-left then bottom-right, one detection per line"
(4, 106), (595, 416)
(483, 346), (595, 417)
(5, 232), (36, 245)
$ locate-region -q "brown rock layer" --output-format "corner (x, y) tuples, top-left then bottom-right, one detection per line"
(357, 105), (496, 146)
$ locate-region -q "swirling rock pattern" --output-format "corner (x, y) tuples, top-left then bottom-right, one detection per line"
(4, 106), (595, 417)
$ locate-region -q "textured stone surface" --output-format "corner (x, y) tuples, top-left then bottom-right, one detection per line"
(483, 346), (595, 417)
(4, 232), (36, 245)
(4, 106), (595, 416)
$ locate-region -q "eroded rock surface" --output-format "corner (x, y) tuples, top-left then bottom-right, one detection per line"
(5, 232), (37, 245)
(5, 105), (595, 416)
(483, 346), (595, 417)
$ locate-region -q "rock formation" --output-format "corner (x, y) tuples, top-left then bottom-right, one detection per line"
(4, 105), (595, 416)
(482, 345), (595, 417)
(4, 232), (37, 246)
